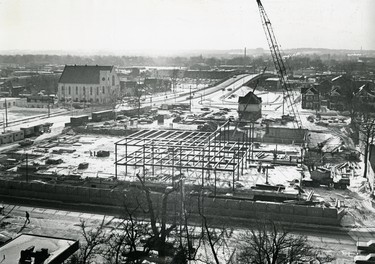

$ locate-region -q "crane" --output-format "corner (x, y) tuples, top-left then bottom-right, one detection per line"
(256, 0), (303, 128)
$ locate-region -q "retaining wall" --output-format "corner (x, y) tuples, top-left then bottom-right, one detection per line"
(0, 179), (341, 226)
(73, 127), (137, 136)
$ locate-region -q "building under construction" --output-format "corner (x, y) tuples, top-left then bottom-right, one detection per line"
(114, 121), (252, 193)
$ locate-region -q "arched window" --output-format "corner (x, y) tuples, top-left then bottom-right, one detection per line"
(112, 75), (115, 86)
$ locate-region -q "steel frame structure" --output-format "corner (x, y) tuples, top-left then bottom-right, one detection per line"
(114, 121), (251, 192)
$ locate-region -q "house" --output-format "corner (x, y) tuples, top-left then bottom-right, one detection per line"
(57, 65), (120, 105)
(26, 94), (56, 108)
(301, 85), (319, 110)
(237, 90), (262, 121)
(311, 75), (375, 112)
(328, 86), (346, 111)
(315, 79), (332, 97)
(327, 75), (357, 111)
(354, 82), (375, 110)
(0, 98), (22, 109)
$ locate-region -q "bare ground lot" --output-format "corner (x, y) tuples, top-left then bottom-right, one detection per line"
(2, 106), (63, 120)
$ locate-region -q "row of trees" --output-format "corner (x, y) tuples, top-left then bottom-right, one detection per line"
(335, 77), (375, 178)
(0, 53), (361, 73)
(67, 174), (333, 264)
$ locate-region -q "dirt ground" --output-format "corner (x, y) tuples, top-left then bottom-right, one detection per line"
(306, 176), (375, 229)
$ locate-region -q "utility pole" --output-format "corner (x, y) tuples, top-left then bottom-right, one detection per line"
(189, 85), (192, 111)
(244, 47), (247, 72)
(25, 152), (29, 183)
(47, 102), (51, 118)
(2, 113), (5, 133)
(4, 98), (8, 127)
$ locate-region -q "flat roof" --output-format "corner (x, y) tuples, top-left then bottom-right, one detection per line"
(0, 97), (21, 101)
(0, 233), (79, 264)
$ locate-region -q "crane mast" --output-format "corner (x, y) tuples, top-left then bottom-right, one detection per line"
(256, 0), (302, 128)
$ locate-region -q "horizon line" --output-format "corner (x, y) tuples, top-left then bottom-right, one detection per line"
(0, 47), (374, 57)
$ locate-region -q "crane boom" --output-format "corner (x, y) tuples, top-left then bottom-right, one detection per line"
(256, 0), (302, 128)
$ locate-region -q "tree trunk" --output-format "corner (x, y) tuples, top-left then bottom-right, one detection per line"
(364, 131), (370, 178)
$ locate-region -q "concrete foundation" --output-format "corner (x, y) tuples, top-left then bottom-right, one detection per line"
(0, 179), (343, 226)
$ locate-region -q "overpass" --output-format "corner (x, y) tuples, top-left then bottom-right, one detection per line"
(219, 72), (276, 100)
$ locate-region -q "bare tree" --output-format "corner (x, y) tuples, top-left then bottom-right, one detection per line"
(124, 174), (222, 263)
(103, 202), (151, 264)
(356, 108), (375, 178)
(100, 174), (194, 263)
(108, 88), (120, 120)
(76, 216), (111, 264)
(128, 84), (145, 118)
(237, 220), (334, 264)
(196, 192), (234, 264)
(134, 173), (178, 258)
(71, 173), (237, 263)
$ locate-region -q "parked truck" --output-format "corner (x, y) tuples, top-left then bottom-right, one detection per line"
(302, 167), (350, 189)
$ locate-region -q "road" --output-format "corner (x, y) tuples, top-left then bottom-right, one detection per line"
(0, 201), (363, 262)
(139, 74), (256, 109)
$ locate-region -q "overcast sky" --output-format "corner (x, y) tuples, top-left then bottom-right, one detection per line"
(0, 0), (374, 54)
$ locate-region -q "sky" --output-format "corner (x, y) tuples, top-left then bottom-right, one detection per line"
(0, 0), (374, 55)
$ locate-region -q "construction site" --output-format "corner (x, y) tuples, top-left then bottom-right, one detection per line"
(1, 0), (374, 263)
(0, 85), (364, 228)
(0, 1), (370, 228)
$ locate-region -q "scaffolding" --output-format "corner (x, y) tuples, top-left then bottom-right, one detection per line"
(114, 121), (251, 193)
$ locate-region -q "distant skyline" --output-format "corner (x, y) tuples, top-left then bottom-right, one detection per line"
(0, 0), (374, 55)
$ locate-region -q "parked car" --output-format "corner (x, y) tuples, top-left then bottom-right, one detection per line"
(78, 162), (89, 169)
(18, 139), (34, 147)
(138, 118), (153, 124)
(220, 108), (230, 112)
(46, 158), (63, 165)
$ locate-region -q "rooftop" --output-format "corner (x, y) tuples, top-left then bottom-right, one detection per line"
(238, 91), (262, 104)
(0, 97), (21, 102)
(0, 233), (79, 264)
(59, 65), (114, 84)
